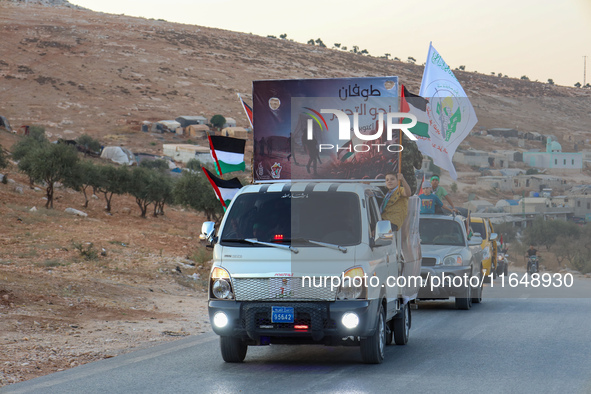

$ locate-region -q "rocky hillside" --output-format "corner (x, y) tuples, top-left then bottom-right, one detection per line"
(1, 0), (591, 154)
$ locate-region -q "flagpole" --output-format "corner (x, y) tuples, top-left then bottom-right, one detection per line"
(202, 167), (227, 209)
(398, 83), (403, 187)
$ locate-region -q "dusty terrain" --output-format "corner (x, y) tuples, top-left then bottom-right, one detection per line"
(0, 139), (214, 386)
(1, 0), (591, 388)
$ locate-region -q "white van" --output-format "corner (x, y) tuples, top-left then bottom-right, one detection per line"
(201, 181), (421, 364)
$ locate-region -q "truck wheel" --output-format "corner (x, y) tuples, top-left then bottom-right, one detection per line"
(220, 336), (247, 363)
(393, 303), (410, 345)
(360, 304), (386, 364)
(455, 285), (472, 310)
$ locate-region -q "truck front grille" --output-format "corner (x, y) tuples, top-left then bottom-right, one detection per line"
(232, 277), (337, 301)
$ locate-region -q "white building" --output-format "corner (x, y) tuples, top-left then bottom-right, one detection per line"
(522, 138), (583, 170)
(162, 144), (214, 165)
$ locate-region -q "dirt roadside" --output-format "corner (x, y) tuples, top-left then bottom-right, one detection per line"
(0, 167), (213, 387)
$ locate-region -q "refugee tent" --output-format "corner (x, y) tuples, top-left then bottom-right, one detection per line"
(151, 120), (181, 133)
(175, 116), (207, 128)
(0, 115), (12, 132)
(221, 126), (248, 139)
(223, 117), (237, 128)
(162, 144), (214, 165)
(100, 146), (135, 165)
(186, 124), (210, 139)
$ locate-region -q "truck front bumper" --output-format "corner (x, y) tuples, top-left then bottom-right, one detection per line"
(208, 299), (381, 344)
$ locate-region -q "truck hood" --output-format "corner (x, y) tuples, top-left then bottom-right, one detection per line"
(420, 244), (467, 259)
(216, 243), (361, 278)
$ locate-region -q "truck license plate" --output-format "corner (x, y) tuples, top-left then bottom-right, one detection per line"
(271, 306), (294, 323)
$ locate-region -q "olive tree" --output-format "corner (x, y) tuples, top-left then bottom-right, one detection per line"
(126, 166), (154, 218)
(210, 115), (226, 130)
(76, 134), (102, 156)
(173, 171), (223, 223)
(16, 142), (79, 208)
(94, 165), (130, 212)
(64, 160), (99, 208)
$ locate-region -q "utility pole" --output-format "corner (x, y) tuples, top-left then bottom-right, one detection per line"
(584, 56), (587, 87)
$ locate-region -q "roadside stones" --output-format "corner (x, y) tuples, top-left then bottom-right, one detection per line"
(64, 208), (88, 217)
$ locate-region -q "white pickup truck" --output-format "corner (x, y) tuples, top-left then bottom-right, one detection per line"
(201, 181), (422, 364)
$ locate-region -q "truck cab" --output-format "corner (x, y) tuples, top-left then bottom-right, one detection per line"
(202, 181), (421, 364)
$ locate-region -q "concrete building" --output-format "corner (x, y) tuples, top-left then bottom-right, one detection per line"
(523, 137), (583, 170)
(511, 174), (566, 191)
(162, 144), (214, 165)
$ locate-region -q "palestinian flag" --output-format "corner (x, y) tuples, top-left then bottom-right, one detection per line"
(202, 167), (242, 209)
(208, 135), (246, 175)
(401, 84), (430, 138)
(418, 174), (426, 195)
(238, 93), (254, 128)
(338, 139), (355, 162)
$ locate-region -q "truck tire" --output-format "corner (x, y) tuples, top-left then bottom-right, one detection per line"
(393, 303), (410, 345)
(360, 304), (386, 364)
(220, 336), (247, 363)
(455, 285), (472, 310)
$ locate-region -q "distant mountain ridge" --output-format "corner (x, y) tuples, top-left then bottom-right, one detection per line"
(3, 0), (82, 8)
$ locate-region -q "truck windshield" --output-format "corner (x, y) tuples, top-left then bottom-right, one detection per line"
(220, 191), (361, 246)
(419, 218), (465, 246)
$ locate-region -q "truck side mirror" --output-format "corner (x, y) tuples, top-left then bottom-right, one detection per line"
(374, 220), (393, 247)
(200, 221), (216, 243)
(468, 235), (483, 246)
(490, 233), (498, 242)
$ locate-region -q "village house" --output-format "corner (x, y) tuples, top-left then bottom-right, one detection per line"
(522, 137), (583, 171)
(162, 144), (213, 165)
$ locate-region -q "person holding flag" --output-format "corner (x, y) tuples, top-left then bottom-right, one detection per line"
(430, 174), (458, 213)
(380, 171), (412, 231)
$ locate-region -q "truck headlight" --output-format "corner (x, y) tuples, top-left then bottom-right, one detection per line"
(337, 267), (366, 300)
(442, 255), (463, 266)
(210, 267), (234, 300)
(212, 279), (232, 299)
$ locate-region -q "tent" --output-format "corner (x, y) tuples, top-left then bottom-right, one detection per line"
(0, 115), (12, 132)
(221, 126), (248, 139)
(151, 120), (181, 133)
(186, 124), (210, 138)
(176, 116), (207, 128)
(100, 146), (135, 165)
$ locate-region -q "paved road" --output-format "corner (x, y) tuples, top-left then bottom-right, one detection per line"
(4, 275), (591, 394)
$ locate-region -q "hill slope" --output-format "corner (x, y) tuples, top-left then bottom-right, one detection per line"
(2, 1), (590, 154)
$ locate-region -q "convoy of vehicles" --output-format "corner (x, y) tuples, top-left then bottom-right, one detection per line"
(417, 214), (484, 309)
(202, 76), (497, 363)
(202, 182), (423, 364)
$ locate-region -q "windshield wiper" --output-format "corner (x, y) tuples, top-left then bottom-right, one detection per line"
(289, 238), (347, 253)
(244, 238), (299, 254)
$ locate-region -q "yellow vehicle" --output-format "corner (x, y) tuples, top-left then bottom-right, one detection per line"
(469, 217), (498, 279)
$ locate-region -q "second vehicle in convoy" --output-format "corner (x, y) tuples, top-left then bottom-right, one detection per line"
(417, 213), (485, 310)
